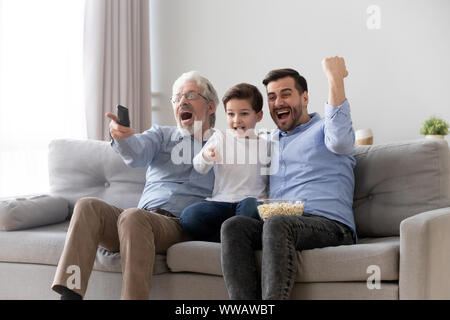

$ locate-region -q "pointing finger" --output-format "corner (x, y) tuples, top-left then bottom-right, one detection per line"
(106, 112), (118, 123)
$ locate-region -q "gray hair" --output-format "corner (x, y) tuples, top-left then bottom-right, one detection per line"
(172, 71), (218, 128)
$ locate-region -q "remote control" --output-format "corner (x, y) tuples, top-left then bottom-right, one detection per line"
(117, 105), (130, 127)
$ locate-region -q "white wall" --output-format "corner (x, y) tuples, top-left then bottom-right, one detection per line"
(150, 0), (450, 144)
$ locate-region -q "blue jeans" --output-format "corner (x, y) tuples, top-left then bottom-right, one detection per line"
(180, 197), (260, 241)
(220, 214), (355, 299)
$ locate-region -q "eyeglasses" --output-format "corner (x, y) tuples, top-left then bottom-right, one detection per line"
(171, 91), (209, 104)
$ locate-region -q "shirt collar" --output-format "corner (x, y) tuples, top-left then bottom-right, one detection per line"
(174, 128), (186, 141)
(277, 112), (321, 137)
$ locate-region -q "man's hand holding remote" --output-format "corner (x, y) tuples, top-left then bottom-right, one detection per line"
(105, 112), (136, 140)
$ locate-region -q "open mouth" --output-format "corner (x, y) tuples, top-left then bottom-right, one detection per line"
(275, 108), (291, 120)
(233, 126), (247, 135)
(180, 111), (193, 122)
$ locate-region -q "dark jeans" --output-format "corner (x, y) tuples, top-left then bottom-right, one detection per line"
(220, 214), (355, 300)
(179, 197), (260, 241)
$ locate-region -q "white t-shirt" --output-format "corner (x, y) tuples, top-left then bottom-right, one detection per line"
(193, 130), (270, 203)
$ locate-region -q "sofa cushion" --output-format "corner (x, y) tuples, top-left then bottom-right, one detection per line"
(0, 221), (168, 275)
(48, 139), (147, 214)
(0, 195), (69, 231)
(166, 237), (399, 282)
(167, 241), (222, 277)
(294, 237), (399, 282)
(353, 139), (450, 237)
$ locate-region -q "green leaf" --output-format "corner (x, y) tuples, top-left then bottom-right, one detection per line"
(420, 116), (449, 135)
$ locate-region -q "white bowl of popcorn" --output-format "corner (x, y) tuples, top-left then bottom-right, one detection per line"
(257, 199), (305, 221)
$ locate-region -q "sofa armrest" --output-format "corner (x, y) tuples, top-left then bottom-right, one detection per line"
(399, 206), (450, 299)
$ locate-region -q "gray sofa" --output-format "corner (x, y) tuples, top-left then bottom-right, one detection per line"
(0, 138), (449, 300)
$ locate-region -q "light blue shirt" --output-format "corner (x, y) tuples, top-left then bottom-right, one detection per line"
(270, 100), (357, 240)
(111, 125), (215, 217)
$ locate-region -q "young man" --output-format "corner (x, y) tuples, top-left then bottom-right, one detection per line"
(51, 71), (218, 300)
(220, 57), (357, 300)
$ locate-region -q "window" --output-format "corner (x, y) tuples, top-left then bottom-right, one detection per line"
(0, 0), (86, 197)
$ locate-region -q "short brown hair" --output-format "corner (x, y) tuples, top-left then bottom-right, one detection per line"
(222, 83), (263, 113)
(262, 68), (308, 95)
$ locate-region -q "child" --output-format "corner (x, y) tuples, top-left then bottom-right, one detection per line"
(180, 83), (270, 241)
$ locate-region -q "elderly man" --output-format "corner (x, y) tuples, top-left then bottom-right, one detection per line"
(51, 71), (218, 300)
(221, 57), (357, 300)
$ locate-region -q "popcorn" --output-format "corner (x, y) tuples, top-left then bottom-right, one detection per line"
(257, 201), (305, 221)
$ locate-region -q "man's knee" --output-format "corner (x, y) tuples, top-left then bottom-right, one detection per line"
(72, 197), (107, 220)
(263, 214), (293, 235)
(117, 208), (148, 231)
(221, 216), (253, 238)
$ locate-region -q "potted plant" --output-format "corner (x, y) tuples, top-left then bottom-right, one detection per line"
(420, 116), (449, 139)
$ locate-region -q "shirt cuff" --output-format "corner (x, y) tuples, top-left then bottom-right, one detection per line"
(109, 132), (115, 146)
(193, 152), (214, 174)
(325, 99), (350, 119)
(110, 133), (135, 154)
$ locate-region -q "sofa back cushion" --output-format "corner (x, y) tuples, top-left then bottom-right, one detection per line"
(49, 138), (450, 237)
(48, 139), (147, 214)
(353, 139), (450, 237)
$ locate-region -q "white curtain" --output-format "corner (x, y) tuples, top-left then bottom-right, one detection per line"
(0, 0), (86, 198)
(84, 0), (151, 141)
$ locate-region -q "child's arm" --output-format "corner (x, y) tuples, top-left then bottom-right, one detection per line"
(193, 145), (216, 174)
(193, 131), (223, 174)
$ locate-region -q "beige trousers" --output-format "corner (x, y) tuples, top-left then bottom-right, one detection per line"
(51, 197), (190, 299)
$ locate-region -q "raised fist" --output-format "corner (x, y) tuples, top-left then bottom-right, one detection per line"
(322, 56), (349, 81)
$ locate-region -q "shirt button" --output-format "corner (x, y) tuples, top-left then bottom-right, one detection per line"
(104, 181), (110, 188)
